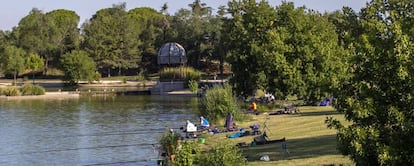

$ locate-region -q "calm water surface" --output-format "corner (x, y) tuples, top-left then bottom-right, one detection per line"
(0, 95), (199, 166)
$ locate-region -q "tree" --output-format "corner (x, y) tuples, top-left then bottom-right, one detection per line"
(14, 8), (53, 74)
(327, 0), (414, 165)
(45, 9), (80, 66)
(25, 53), (44, 84)
(82, 3), (141, 77)
(168, 0), (216, 69)
(60, 50), (96, 84)
(128, 7), (165, 74)
(1, 46), (25, 85)
(225, 1), (348, 103)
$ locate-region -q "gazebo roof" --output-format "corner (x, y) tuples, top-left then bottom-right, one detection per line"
(158, 42), (187, 65)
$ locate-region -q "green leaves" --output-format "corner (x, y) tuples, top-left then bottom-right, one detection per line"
(225, 1), (347, 103)
(60, 50), (96, 84)
(82, 4), (141, 76)
(330, 0), (414, 165)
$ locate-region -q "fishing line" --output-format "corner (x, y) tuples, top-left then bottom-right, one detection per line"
(0, 143), (156, 157)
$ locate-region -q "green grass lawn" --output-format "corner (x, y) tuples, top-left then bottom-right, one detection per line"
(199, 106), (354, 166)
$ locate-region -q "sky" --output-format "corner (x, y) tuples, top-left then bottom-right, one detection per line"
(0, 0), (368, 31)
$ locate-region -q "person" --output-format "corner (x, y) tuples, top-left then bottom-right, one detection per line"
(185, 120), (197, 138)
(200, 116), (210, 129)
(249, 101), (257, 112)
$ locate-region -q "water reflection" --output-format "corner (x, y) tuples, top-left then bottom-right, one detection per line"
(0, 95), (198, 166)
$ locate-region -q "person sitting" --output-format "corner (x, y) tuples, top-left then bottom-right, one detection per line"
(200, 116), (210, 129)
(185, 120), (197, 138)
(248, 101), (258, 114)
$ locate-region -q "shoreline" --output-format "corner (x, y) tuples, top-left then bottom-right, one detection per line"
(0, 92), (80, 100)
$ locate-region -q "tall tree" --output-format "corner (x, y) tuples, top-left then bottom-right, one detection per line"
(128, 7), (164, 74)
(225, 1), (347, 103)
(14, 8), (53, 74)
(82, 3), (141, 77)
(45, 9), (80, 66)
(327, 0), (414, 165)
(1, 46), (25, 85)
(169, 0), (214, 69)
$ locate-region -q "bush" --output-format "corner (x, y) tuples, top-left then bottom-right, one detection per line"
(20, 84), (45, 96)
(160, 129), (182, 158)
(173, 141), (200, 166)
(197, 141), (246, 166)
(200, 85), (241, 123)
(2, 86), (21, 96)
(188, 80), (198, 93)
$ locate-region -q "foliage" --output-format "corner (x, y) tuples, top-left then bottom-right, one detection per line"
(225, 1), (348, 104)
(1, 45), (26, 85)
(82, 3), (141, 77)
(173, 141), (200, 166)
(159, 66), (201, 82)
(2, 86), (21, 96)
(200, 85), (240, 123)
(159, 130), (182, 157)
(128, 7), (165, 74)
(45, 9), (81, 66)
(20, 84), (45, 96)
(13, 8), (79, 75)
(188, 80), (198, 93)
(25, 53), (44, 83)
(327, 0), (414, 165)
(168, 1), (221, 69)
(197, 141), (247, 166)
(60, 50), (97, 84)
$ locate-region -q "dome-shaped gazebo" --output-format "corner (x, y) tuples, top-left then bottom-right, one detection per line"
(157, 42), (187, 65)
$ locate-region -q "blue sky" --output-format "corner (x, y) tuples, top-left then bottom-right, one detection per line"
(0, 0), (368, 31)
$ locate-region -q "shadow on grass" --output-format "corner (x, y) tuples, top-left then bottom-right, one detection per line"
(297, 110), (343, 117)
(242, 134), (341, 162)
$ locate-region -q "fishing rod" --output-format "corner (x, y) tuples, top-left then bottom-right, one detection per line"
(0, 143), (157, 157)
(24, 127), (182, 140)
(82, 159), (150, 166)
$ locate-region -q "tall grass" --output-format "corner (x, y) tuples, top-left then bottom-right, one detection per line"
(20, 84), (45, 96)
(159, 66), (201, 82)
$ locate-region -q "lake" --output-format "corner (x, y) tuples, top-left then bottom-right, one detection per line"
(0, 95), (199, 166)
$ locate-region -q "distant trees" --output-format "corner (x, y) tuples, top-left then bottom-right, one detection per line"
(82, 3), (141, 77)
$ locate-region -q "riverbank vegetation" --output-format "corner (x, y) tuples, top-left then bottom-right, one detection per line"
(0, 84), (45, 96)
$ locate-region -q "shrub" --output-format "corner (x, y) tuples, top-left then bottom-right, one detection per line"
(2, 86), (21, 96)
(188, 80), (198, 93)
(197, 141), (246, 166)
(160, 129), (182, 158)
(173, 141), (200, 166)
(200, 85), (241, 123)
(20, 84), (45, 96)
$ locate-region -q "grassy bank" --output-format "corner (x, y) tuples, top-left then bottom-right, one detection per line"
(199, 106), (354, 166)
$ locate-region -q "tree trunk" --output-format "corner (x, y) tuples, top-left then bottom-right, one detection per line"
(13, 70), (17, 86)
(32, 71), (35, 84)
